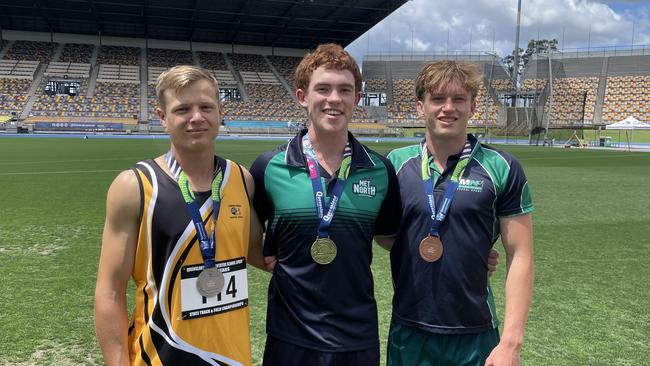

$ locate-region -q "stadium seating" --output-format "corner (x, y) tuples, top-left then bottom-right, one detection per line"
(490, 78), (514, 92)
(3, 41), (55, 63)
(198, 51), (229, 70)
(602, 75), (650, 123)
(267, 55), (301, 87)
(228, 53), (270, 73)
(96, 45), (140, 66)
(44, 62), (91, 78)
(364, 79), (387, 92)
(147, 48), (193, 68)
(0, 78), (31, 114)
(30, 79), (140, 119)
(545, 77), (598, 125)
(59, 43), (94, 63)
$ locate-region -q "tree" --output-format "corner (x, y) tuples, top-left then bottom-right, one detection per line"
(502, 39), (558, 84)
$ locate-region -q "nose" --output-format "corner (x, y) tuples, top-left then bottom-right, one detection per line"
(441, 98), (454, 111)
(328, 90), (342, 103)
(189, 107), (205, 122)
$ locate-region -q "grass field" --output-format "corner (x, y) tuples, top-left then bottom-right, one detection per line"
(1, 136), (649, 365)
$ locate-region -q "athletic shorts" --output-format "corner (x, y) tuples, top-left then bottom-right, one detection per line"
(263, 335), (379, 366)
(387, 322), (500, 366)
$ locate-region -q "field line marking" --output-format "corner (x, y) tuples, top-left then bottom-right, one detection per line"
(0, 169), (120, 176)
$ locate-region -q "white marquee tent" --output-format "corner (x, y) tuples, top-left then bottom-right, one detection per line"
(605, 116), (650, 150)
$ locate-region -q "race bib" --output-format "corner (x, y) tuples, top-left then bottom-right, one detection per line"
(180, 257), (248, 320)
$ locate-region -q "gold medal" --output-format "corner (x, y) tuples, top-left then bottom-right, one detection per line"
(419, 235), (444, 262)
(311, 237), (337, 265)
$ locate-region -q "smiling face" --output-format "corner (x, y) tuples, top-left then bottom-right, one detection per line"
(156, 79), (223, 153)
(417, 81), (476, 142)
(296, 66), (360, 137)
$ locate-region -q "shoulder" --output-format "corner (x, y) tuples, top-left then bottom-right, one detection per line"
(475, 144), (525, 170)
(105, 169), (141, 221)
(386, 144), (420, 175)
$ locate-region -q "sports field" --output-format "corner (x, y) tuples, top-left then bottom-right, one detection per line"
(1, 136), (649, 365)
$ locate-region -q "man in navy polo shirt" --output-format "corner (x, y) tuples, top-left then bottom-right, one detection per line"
(386, 61), (534, 366)
(250, 44), (402, 366)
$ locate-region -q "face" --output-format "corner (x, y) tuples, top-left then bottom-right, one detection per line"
(157, 79), (223, 152)
(417, 82), (476, 141)
(296, 66), (360, 136)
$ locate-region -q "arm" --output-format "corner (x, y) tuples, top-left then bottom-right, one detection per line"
(485, 213), (534, 366)
(373, 235), (395, 251)
(94, 170), (141, 366)
(241, 166), (268, 271)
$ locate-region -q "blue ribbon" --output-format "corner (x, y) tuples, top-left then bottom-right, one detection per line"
(166, 150), (223, 269)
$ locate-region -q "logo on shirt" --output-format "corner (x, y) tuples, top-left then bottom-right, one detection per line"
(458, 178), (484, 192)
(228, 204), (243, 219)
(352, 179), (376, 197)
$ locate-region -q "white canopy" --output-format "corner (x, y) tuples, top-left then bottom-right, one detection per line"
(605, 116), (650, 130)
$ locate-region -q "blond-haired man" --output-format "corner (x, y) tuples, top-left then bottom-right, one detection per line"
(94, 65), (264, 366)
(386, 61), (534, 366)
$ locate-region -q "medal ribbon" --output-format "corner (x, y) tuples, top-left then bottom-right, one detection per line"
(302, 135), (352, 239)
(165, 150), (223, 269)
(421, 140), (474, 237)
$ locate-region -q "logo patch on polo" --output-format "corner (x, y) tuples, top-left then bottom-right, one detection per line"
(458, 178), (484, 192)
(352, 179), (376, 197)
(228, 204), (243, 219)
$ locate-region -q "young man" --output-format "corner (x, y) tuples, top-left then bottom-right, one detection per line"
(386, 61), (534, 366)
(250, 44), (402, 366)
(94, 65), (264, 366)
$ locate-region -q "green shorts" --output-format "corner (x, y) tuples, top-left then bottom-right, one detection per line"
(387, 322), (500, 366)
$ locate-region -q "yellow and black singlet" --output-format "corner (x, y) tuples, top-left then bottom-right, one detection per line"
(127, 157), (252, 366)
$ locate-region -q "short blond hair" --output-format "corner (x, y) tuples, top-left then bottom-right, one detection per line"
(156, 65), (219, 111)
(414, 61), (483, 102)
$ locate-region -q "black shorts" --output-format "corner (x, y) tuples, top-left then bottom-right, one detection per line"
(262, 335), (379, 366)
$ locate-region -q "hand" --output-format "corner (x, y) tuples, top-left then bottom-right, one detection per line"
(264, 256), (277, 271)
(484, 341), (520, 366)
(487, 249), (499, 277)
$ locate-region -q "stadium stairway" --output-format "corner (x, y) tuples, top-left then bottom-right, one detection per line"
(19, 63), (47, 120)
(51, 43), (64, 62)
(264, 55), (295, 100)
(86, 62), (99, 97)
(224, 54), (249, 101)
(0, 40), (11, 59)
(140, 47), (148, 121)
(593, 58), (610, 124)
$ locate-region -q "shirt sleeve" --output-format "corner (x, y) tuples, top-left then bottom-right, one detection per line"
(496, 156), (534, 217)
(374, 156), (402, 236)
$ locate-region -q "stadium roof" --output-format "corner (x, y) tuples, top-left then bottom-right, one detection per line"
(0, 0), (407, 49)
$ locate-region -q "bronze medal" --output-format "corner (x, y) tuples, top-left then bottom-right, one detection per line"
(419, 235), (444, 262)
(196, 267), (225, 297)
(310, 237), (337, 265)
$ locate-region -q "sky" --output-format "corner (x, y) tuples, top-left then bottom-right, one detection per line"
(345, 0), (650, 64)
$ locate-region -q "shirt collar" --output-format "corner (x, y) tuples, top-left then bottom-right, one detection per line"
(285, 128), (375, 169)
(421, 133), (479, 168)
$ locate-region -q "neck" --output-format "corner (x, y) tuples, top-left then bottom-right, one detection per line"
(307, 128), (348, 174)
(425, 132), (467, 170)
(171, 145), (215, 191)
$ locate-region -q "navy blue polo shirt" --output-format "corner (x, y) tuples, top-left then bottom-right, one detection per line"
(387, 134), (534, 334)
(251, 129), (402, 351)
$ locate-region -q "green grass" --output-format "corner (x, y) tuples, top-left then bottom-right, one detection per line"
(1, 137), (649, 365)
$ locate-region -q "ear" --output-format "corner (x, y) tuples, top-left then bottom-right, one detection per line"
(296, 88), (308, 108)
(416, 100), (425, 119)
(470, 99), (477, 116)
(156, 107), (166, 129)
(354, 91), (361, 105)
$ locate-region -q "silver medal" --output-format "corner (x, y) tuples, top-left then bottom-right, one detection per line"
(196, 267), (224, 297)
